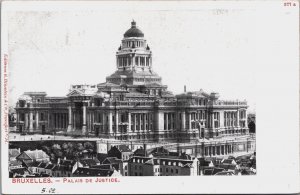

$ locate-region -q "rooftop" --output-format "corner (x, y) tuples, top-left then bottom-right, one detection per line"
(124, 21), (144, 38)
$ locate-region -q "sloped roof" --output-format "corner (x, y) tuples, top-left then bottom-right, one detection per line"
(97, 153), (108, 164)
(161, 91), (175, 97)
(23, 161), (41, 168)
(133, 148), (146, 157)
(73, 167), (113, 177)
(144, 158), (154, 165)
(67, 88), (97, 97)
(38, 162), (48, 168)
(117, 145), (132, 152)
(149, 147), (169, 155)
(9, 148), (20, 158)
(103, 157), (122, 164)
(176, 89), (210, 98)
(53, 165), (73, 172)
(203, 167), (224, 175)
(9, 167), (29, 175)
(9, 160), (22, 167)
(59, 159), (75, 167)
(219, 164), (237, 170)
(222, 159), (235, 164)
(97, 82), (120, 87)
(91, 164), (113, 170)
(79, 158), (100, 167)
(183, 163), (193, 168)
(108, 70), (160, 78)
(17, 150), (49, 161)
(45, 164), (56, 170)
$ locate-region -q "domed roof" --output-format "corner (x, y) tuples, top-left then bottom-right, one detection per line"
(124, 20), (144, 38)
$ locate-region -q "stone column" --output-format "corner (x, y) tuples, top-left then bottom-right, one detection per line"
(139, 113), (142, 131)
(91, 112), (94, 132)
(73, 112), (76, 130)
(245, 109), (248, 133)
(67, 105), (72, 132)
(36, 111), (39, 130)
(143, 113), (146, 131)
(89, 112), (92, 132)
(82, 103), (87, 135)
(128, 112), (131, 132)
(54, 113), (57, 129)
(166, 113), (169, 130)
(181, 111), (186, 131)
(170, 113), (173, 130)
(115, 112), (119, 132)
(16, 112), (19, 131)
(58, 113), (61, 129)
(25, 113), (28, 130)
(29, 112), (33, 132)
(237, 110), (240, 128)
(102, 112), (105, 133)
(133, 113), (136, 131)
(219, 111), (224, 129)
(109, 112), (113, 135)
(47, 112), (50, 130)
(132, 56), (135, 68)
(188, 113), (192, 130)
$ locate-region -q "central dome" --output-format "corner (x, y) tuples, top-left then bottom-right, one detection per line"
(124, 20), (144, 38)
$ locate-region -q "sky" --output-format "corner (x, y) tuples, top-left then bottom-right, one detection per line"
(5, 2), (257, 112)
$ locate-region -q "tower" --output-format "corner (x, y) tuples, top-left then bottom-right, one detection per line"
(116, 20), (152, 72)
(106, 20), (166, 93)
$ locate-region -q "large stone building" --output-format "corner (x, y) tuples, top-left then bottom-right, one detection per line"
(15, 21), (249, 142)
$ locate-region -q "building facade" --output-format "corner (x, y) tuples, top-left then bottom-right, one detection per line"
(127, 156), (199, 176)
(15, 21), (249, 142)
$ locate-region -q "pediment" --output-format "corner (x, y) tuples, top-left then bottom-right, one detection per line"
(67, 89), (84, 97)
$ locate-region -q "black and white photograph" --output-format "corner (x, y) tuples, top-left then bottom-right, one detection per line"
(1, 1), (299, 194)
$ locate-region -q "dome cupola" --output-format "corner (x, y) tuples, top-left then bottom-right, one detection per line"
(124, 20), (144, 38)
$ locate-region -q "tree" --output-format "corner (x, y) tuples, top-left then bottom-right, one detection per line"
(84, 142), (94, 151)
(41, 145), (51, 155)
(52, 144), (61, 151)
(61, 142), (74, 159)
(75, 143), (84, 152)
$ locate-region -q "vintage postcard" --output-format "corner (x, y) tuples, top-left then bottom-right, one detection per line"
(1, 1), (299, 194)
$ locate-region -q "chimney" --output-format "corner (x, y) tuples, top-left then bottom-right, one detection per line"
(143, 143), (147, 157)
(184, 85), (186, 93)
